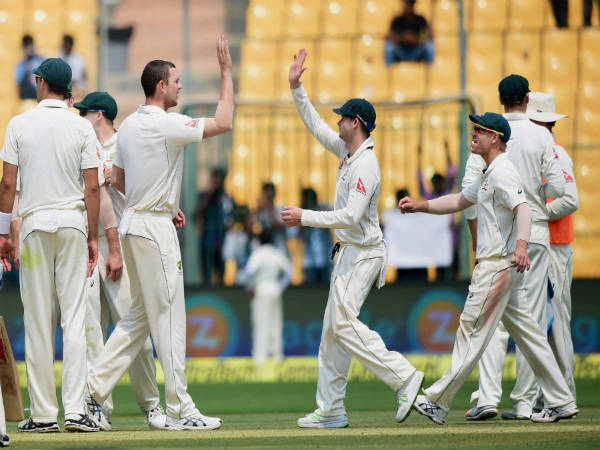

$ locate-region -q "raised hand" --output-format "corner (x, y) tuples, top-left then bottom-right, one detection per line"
(217, 34), (232, 73)
(289, 48), (308, 89)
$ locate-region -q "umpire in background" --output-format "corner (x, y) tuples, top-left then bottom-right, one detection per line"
(0, 58), (101, 432)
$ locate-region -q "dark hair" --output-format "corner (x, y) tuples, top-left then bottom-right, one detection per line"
(262, 182), (276, 196)
(500, 93), (527, 107)
(258, 231), (274, 245)
(63, 35), (74, 46)
(46, 81), (70, 100)
(22, 35), (33, 47)
(396, 188), (409, 203)
(141, 60), (176, 97)
(431, 173), (445, 185)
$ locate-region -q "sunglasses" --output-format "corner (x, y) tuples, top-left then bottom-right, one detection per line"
(34, 74), (42, 82)
(474, 123), (504, 137)
(79, 109), (106, 117)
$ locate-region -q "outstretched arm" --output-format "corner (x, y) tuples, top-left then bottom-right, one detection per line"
(203, 35), (234, 139)
(290, 49), (345, 158)
(399, 192), (473, 215)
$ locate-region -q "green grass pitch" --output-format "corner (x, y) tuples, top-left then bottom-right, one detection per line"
(6, 379), (600, 449)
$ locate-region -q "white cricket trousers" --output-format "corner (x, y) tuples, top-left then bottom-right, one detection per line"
(316, 243), (416, 417)
(548, 244), (576, 399)
(0, 386), (6, 436)
(20, 227), (88, 421)
(472, 243), (551, 415)
(251, 282), (283, 366)
(424, 255), (573, 413)
(85, 235), (160, 417)
(88, 213), (198, 418)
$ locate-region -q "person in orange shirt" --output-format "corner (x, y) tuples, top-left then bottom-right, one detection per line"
(527, 92), (579, 402)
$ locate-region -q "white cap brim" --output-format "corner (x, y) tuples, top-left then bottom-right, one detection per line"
(526, 111), (568, 122)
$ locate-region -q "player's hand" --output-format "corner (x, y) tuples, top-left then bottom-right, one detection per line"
(88, 239), (98, 277)
(281, 206), (303, 227)
(398, 196), (419, 213)
(289, 48), (308, 89)
(0, 236), (14, 272)
(104, 166), (112, 185)
(14, 240), (20, 272)
(105, 249), (123, 282)
(512, 239), (530, 273)
(173, 209), (186, 230)
(216, 34), (232, 73)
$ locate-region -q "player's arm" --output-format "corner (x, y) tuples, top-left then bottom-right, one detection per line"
(112, 165), (125, 195)
(513, 202), (531, 273)
(83, 167), (99, 277)
(9, 192), (21, 271)
(547, 155), (578, 220)
(290, 49), (345, 158)
(99, 185), (123, 281)
(0, 162), (17, 269)
(541, 137), (565, 199)
(399, 192), (473, 215)
(203, 35), (234, 139)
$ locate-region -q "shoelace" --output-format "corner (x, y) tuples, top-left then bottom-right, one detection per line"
(542, 408), (559, 417)
(420, 400), (442, 416)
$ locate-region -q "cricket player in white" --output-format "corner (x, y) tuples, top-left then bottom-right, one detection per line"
(245, 232), (292, 368)
(0, 387), (8, 446)
(527, 93), (579, 402)
(0, 58), (101, 432)
(465, 77), (567, 421)
(281, 49), (424, 428)
(75, 91), (163, 429)
(400, 112), (577, 424)
(86, 36), (234, 431)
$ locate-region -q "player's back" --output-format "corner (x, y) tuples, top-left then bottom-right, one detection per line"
(247, 244), (289, 287)
(5, 100), (99, 218)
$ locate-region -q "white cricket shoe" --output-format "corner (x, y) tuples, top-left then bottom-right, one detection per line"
(413, 394), (447, 425)
(530, 403), (579, 423)
(165, 412), (222, 430)
(85, 388), (112, 431)
(396, 370), (424, 423)
(0, 433), (9, 447)
(146, 405), (168, 430)
(297, 412), (349, 428)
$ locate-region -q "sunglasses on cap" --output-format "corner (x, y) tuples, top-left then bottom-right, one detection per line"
(474, 123), (504, 137)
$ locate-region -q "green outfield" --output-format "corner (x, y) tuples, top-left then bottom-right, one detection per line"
(6, 379), (600, 449)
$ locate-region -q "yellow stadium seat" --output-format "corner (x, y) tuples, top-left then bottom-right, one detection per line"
(504, 31), (541, 89)
(568, 0), (583, 28)
(355, 34), (385, 65)
(354, 61), (389, 101)
(390, 62), (427, 102)
(467, 32), (503, 113)
(315, 39), (352, 103)
(359, 0), (396, 37)
(577, 104), (600, 145)
(323, 0), (358, 38)
(283, 0), (321, 39)
(542, 30), (578, 86)
(580, 29), (600, 81)
(414, 0), (433, 22)
(432, 0), (459, 34)
(542, 86), (575, 144)
(573, 237), (600, 278)
(246, 0), (283, 39)
(428, 35), (459, 97)
(0, 3), (24, 34)
(275, 40), (316, 101)
(507, 0), (547, 30)
(467, 0), (507, 32)
(239, 40), (277, 101)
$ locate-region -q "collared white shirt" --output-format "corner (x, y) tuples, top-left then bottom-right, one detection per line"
(547, 141), (578, 220)
(245, 243), (292, 291)
(113, 104), (205, 218)
(0, 99), (100, 219)
(462, 153), (527, 259)
(292, 84), (383, 246)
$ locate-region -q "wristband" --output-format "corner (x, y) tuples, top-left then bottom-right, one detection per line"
(0, 212), (11, 234)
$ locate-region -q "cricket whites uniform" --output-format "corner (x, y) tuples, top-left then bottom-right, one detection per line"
(292, 85), (418, 418)
(471, 114), (566, 417)
(421, 153), (573, 418)
(547, 142), (578, 399)
(0, 99), (100, 422)
(87, 105), (208, 420)
(85, 131), (160, 418)
(245, 243), (292, 366)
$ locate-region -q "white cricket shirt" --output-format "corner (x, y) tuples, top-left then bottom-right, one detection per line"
(113, 105), (205, 218)
(99, 132), (125, 225)
(245, 243), (292, 291)
(292, 85), (383, 247)
(462, 153), (527, 259)
(0, 99), (100, 222)
(547, 142), (578, 221)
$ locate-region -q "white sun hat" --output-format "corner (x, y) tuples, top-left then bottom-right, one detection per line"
(526, 91), (568, 122)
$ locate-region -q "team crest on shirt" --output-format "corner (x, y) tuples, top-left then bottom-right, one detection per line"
(339, 156), (347, 169)
(356, 177), (367, 195)
(185, 119), (199, 128)
(177, 260), (183, 273)
(481, 181), (489, 192)
(563, 170), (574, 182)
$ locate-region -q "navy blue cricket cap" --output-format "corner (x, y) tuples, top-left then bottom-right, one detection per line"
(333, 98), (376, 132)
(32, 58), (72, 88)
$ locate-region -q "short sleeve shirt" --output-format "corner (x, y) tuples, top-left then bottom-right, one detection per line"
(390, 14), (428, 47)
(113, 105), (205, 217)
(0, 99), (100, 218)
(462, 153), (527, 259)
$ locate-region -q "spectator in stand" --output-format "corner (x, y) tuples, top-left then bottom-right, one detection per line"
(252, 182), (287, 255)
(14, 35), (45, 100)
(59, 35), (87, 95)
(299, 188), (333, 285)
(195, 169), (234, 286)
(549, 0), (568, 27)
(222, 204), (253, 286)
(392, 189), (427, 282)
(385, 0), (434, 66)
(584, 0), (600, 26)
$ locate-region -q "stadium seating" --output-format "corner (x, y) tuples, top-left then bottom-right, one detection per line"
(239, 40), (277, 101)
(322, 0), (359, 38)
(315, 39), (352, 103)
(580, 28), (600, 81)
(283, 0), (321, 39)
(390, 62), (427, 102)
(467, 0), (507, 32)
(359, 0), (397, 37)
(507, 0), (546, 30)
(245, 0), (283, 39)
(504, 31), (541, 89)
(428, 34), (460, 98)
(354, 60), (389, 101)
(432, 0), (460, 34)
(467, 32), (503, 113)
(355, 34), (385, 65)
(275, 40), (317, 101)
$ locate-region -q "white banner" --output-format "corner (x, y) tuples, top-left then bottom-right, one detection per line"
(383, 210), (453, 268)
